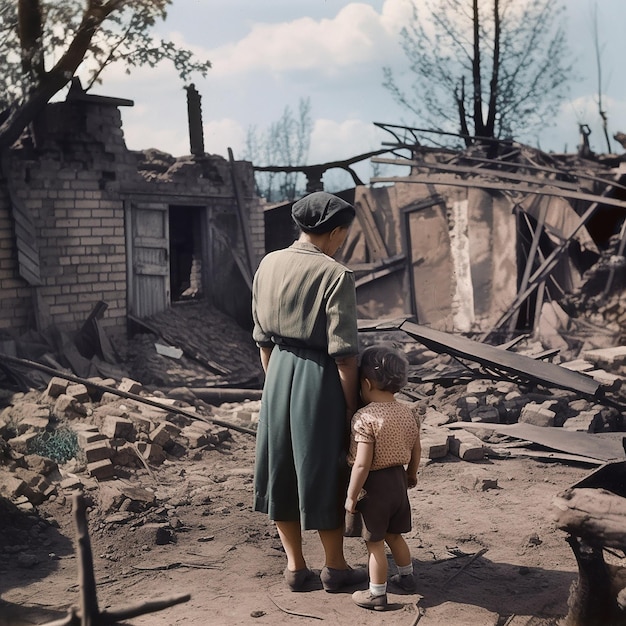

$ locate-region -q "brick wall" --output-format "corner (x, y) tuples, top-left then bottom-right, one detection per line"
(0, 97), (265, 338)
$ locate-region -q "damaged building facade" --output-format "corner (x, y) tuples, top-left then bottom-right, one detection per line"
(0, 85), (264, 341)
(265, 127), (625, 354)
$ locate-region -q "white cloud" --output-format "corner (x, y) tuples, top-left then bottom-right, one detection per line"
(310, 118), (385, 162)
(203, 118), (247, 159)
(206, 1), (408, 78)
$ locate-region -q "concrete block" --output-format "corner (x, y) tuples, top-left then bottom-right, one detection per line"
(587, 369), (623, 391)
(469, 406), (500, 423)
(419, 427), (449, 459)
(87, 459), (115, 480)
(562, 410), (603, 433)
(66, 384), (90, 403)
(15, 414), (50, 434)
(448, 430), (485, 461)
(181, 425), (208, 448)
(76, 430), (107, 448)
(101, 415), (134, 440)
(53, 394), (88, 419)
(8, 432), (39, 454)
(460, 468), (499, 491)
(118, 378), (143, 395)
(149, 423), (172, 448)
(128, 413), (154, 434)
(136, 442), (166, 465)
(83, 441), (113, 463)
(133, 522), (175, 545)
(581, 346), (626, 369)
(519, 402), (555, 427)
(44, 377), (70, 398)
(0, 474), (26, 499)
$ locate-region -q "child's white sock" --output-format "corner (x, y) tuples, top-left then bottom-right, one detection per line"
(370, 582), (387, 596)
(397, 564), (413, 576)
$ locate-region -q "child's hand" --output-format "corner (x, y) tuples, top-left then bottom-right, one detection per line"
(407, 473), (418, 489)
(345, 496), (357, 514)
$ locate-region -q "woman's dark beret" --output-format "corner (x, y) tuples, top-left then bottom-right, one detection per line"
(291, 191), (355, 234)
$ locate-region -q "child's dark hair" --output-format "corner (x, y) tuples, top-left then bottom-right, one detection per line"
(359, 344), (409, 393)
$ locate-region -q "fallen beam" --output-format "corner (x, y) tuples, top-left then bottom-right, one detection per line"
(0, 353), (257, 436)
(394, 321), (601, 397)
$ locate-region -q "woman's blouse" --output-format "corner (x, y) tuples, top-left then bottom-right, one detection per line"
(348, 401), (420, 470)
(252, 241), (358, 358)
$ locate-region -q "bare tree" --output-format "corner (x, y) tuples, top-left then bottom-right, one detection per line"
(0, 0), (211, 151)
(244, 98), (312, 202)
(383, 0), (573, 146)
(591, 2), (612, 153)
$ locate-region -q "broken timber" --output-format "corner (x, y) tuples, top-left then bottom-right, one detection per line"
(369, 173), (626, 211)
(42, 492), (190, 626)
(0, 353), (257, 436)
(453, 422), (626, 464)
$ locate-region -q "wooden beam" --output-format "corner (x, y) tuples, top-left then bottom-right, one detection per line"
(355, 195), (389, 260)
(371, 157), (581, 191)
(397, 320), (601, 396)
(370, 174), (626, 211)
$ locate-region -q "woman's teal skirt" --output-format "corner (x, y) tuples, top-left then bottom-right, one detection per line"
(253, 344), (348, 530)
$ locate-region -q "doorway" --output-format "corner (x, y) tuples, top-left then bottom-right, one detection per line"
(169, 206), (204, 302)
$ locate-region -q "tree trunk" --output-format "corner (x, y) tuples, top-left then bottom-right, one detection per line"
(0, 2), (116, 151)
(485, 0), (500, 139)
(471, 0), (485, 138)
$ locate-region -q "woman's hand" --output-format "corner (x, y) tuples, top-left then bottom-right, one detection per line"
(345, 496), (357, 514)
(407, 472), (418, 489)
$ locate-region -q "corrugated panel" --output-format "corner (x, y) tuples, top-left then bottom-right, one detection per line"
(2, 154), (41, 286)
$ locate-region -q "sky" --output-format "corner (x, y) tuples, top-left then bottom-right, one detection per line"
(93, 0), (626, 189)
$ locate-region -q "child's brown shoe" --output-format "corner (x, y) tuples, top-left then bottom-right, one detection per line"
(352, 589), (388, 611)
(389, 573), (416, 592)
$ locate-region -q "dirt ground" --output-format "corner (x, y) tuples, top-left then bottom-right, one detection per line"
(0, 425), (600, 626)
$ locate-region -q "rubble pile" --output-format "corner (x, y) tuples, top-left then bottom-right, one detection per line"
(559, 232), (626, 350)
(120, 300), (263, 389)
(0, 373), (260, 515)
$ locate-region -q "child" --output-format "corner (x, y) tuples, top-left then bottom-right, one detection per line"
(345, 344), (421, 611)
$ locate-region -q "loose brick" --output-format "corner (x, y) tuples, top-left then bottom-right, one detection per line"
(87, 459), (115, 480)
(101, 415), (134, 440)
(448, 429), (485, 461)
(84, 441), (113, 463)
(44, 377), (70, 398)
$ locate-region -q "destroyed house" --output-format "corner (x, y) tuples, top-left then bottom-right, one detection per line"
(0, 86), (265, 341)
(265, 127), (626, 344)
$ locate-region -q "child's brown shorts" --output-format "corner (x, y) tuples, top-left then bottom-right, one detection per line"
(356, 465), (411, 542)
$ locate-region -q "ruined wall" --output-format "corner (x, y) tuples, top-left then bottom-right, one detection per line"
(1, 100), (129, 336)
(0, 97), (264, 338)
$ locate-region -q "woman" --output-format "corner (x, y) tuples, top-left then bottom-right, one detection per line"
(252, 191), (366, 593)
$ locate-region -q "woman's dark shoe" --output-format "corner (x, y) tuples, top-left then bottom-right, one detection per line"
(320, 565), (367, 592)
(283, 567), (316, 591)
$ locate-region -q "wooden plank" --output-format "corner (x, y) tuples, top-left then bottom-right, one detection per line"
(228, 148), (255, 276)
(482, 187), (614, 337)
(354, 195), (389, 260)
(370, 174), (626, 211)
(372, 157), (581, 191)
(603, 218), (626, 297)
(134, 263), (169, 276)
(452, 422), (625, 462)
(373, 153), (626, 194)
(133, 236), (168, 249)
(511, 201), (547, 333)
